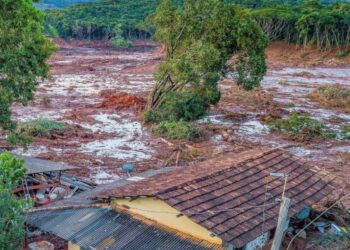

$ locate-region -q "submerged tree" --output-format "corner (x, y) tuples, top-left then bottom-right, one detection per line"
(0, 0), (55, 140)
(144, 0), (267, 122)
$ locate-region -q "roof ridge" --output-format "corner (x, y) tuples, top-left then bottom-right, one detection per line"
(155, 148), (283, 196)
(278, 147), (338, 187)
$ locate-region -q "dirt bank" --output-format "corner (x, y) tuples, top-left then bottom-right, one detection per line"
(267, 42), (350, 68)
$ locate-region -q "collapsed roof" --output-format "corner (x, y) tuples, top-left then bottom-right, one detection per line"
(0, 148), (76, 174)
(21, 155), (76, 175)
(95, 148), (336, 248)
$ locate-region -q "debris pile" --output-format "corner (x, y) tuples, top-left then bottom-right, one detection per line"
(99, 92), (146, 110)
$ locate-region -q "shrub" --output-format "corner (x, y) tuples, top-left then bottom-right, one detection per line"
(143, 91), (208, 123)
(153, 121), (202, 140)
(265, 112), (336, 140)
(18, 119), (68, 137)
(109, 36), (132, 48)
(309, 84), (350, 110)
(47, 24), (60, 38)
(341, 125), (350, 139)
(0, 151), (31, 249)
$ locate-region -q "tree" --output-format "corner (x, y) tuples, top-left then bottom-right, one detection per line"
(0, 0), (55, 134)
(109, 23), (132, 48)
(0, 151), (29, 250)
(144, 0), (267, 122)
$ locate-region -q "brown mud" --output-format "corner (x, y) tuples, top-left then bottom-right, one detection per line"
(4, 40), (350, 195)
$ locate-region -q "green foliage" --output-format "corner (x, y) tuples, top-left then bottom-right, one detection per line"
(251, 1), (350, 47)
(0, 151), (31, 250)
(47, 24), (60, 37)
(266, 112), (336, 140)
(0, 151), (26, 189)
(340, 125), (350, 139)
(44, 0), (182, 40)
(43, 0), (350, 48)
(109, 24), (132, 48)
(153, 121), (202, 140)
(0, 0), (55, 137)
(144, 91), (209, 123)
(7, 133), (33, 149)
(18, 119), (68, 137)
(147, 0), (267, 122)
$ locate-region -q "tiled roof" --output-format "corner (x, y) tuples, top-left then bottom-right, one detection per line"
(27, 208), (224, 250)
(95, 148), (336, 248)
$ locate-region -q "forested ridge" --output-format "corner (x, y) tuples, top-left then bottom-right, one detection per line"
(44, 0), (350, 48)
(44, 0), (176, 41)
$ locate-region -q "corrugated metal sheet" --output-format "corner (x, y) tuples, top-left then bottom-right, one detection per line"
(27, 208), (223, 250)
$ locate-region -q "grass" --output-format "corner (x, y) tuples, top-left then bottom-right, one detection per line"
(309, 84), (350, 110)
(340, 125), (350, 139)
(152, 121), (202, 140)
(18, 119), (68, 137)
(224, 86), (272, 106)
(265, 112), (336, 141)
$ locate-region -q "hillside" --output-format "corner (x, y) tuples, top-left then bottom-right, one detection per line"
(44, 0), (350, 51)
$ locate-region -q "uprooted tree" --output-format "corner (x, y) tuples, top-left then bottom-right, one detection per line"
(0, 0), (55, 144)
(144, 0), (268, 123)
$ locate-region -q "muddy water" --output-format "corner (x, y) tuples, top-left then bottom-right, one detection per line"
(9, 42), (163, 184)
(8, 41), (350, 187)
(213, 67), (350, 187)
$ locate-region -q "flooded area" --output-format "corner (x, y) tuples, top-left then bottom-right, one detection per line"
(8, 40), (167, 184)
(5, 40), (350, 189)
(213, 66), (350, 189)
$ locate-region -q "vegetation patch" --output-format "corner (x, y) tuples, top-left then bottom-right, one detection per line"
(340, 125), (350, 139)
(265, 112), (336, 141)
(18, 119), (68, 137)
(309, 84), (350, 111)
(143, 91), (209, 123)
(224, 86), (272, 107)
(152, 121), (202, 140)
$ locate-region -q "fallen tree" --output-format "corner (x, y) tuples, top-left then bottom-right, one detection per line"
(144, 0), (268, 123)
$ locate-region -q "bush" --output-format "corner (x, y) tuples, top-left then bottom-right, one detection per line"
(18, 119), (68, 137)
(109, 36), (132, 48)
(265, 112), (336, 140)
(143, 91), (209, 123)
(47, 24), (60, 38)
(309, 84), (350, 109)
(0, 151), (31, 249)
(153, 121), (202, 140)
(341, 125), (350, 139)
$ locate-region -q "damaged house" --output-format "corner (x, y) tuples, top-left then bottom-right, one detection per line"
(27, 148), (336, 249)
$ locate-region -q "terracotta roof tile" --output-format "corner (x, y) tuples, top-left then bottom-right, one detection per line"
(95, 148), (336, 248)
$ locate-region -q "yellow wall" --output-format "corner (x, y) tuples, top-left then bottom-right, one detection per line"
(68, 241), (80, 250)
(112, 197), (223, 245)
